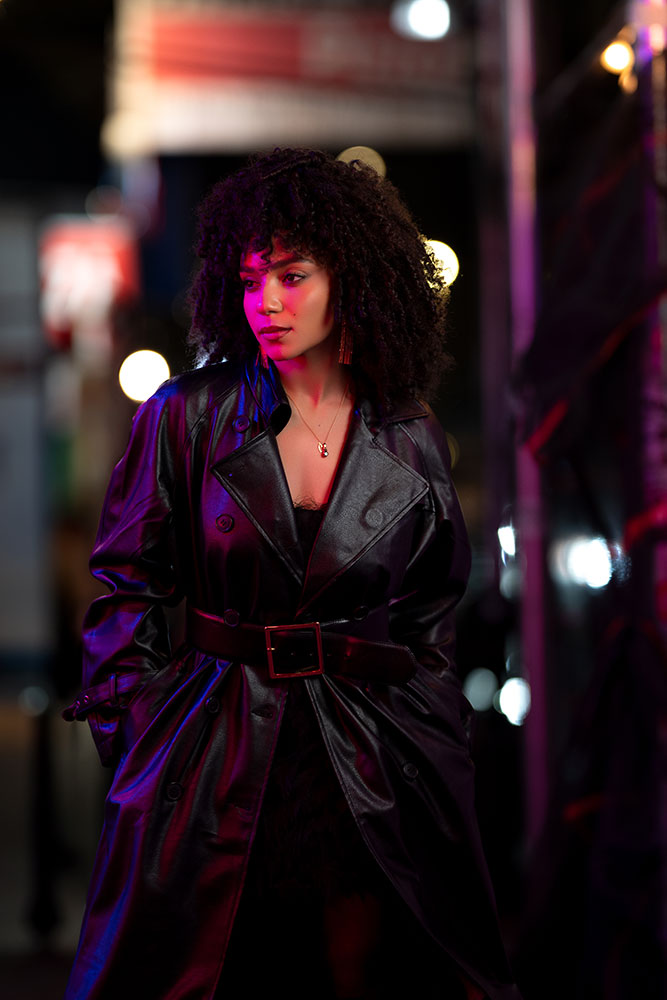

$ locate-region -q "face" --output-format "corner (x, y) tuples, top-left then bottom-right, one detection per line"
(240, 241), (335, 366)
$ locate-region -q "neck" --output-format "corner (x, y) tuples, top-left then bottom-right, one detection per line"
(275, 345), (348, 406)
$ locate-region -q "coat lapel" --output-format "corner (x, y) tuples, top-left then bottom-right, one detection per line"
(211, 361), (303, 584)
(211, 358), (430, 610)
(212, 431), (303, 583)
(299, 403), (429, 613)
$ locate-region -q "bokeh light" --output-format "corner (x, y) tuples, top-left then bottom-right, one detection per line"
(391, 0), (451, 41)
(337, 146), (387, 177)
(498, 525), (516, 559)
(648, 23), (666, 56)
(600, 39), (634, 74)
(18, 686), (50, 717)
(620, 69), (638, 93)
(426, 239), (459, 285)
(550, 536), (613, 589)
(464, 668), (499, 712)
(119, 350), (170, 403)
(496, 677), (531, 726)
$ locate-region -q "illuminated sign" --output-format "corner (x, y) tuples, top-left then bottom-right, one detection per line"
(104, 1), (474, 156)
(39, 217), (140, 350)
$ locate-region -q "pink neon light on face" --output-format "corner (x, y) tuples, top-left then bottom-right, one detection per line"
(239, 241), (335, 365)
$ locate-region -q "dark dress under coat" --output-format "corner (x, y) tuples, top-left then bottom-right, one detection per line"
(64, 357), (522, 999)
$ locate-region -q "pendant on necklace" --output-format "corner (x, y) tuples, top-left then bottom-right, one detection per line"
(318, 442), (329, 458)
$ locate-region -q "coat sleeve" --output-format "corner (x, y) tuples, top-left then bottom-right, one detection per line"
(64, 386), (185, 766)
(387, 410), (473, 734)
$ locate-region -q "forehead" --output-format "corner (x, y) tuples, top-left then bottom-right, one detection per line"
(239, 236), (313, 273)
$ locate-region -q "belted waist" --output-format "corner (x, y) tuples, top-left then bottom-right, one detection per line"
(186, 605), (418, 685)
(62, 605), (417, 724)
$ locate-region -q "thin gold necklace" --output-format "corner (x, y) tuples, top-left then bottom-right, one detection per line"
(285, 383), (349, 458)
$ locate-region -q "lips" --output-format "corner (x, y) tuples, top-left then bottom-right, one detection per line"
(259, 325), (291, 341)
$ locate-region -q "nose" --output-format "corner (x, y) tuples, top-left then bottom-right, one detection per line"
(258, 278), (282, 315)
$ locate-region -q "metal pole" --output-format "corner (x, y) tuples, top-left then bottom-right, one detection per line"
(504, 0), (549, 847)
(632, 0), (667, 972)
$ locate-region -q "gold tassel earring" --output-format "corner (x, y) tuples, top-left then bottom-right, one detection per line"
(338, 319), (353, 365)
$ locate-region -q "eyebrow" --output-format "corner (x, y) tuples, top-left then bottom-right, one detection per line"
(239, 254), (312, 276)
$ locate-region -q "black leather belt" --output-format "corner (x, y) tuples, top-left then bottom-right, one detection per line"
(62, 606), (418, 724)
(186, 606), (417, 685)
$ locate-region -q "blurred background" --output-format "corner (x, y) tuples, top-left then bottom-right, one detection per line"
(0, 0), (665, 997)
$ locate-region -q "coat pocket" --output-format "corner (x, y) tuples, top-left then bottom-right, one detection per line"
(162, 701), (218, 795)
(118, 646), (219, 760)
(117, 650), (229, 804)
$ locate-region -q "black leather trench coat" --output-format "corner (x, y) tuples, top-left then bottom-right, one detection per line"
(65, 357), (521, 1000)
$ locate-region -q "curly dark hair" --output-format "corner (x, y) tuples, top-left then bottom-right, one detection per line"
(188, 147), (451, 405)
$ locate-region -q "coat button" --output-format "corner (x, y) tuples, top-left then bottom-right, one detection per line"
(352, 605), (369, 621)
(166, 782), (183, 801)
(402, 762), (419, 781)
(216, 514), (234, 533)
(205, 696), (221, 715)
(224, 609), (240, 628)
(232, 415), (250, 432)
(364, 508), (383, 528)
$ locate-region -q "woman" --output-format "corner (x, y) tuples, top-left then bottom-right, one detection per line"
(64, 148), (521, 999)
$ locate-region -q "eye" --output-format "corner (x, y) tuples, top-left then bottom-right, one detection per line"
(282, 271), (307, 285)
(241, 277), (258, 291)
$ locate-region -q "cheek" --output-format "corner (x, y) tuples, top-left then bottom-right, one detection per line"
(303, 289), (330, 324)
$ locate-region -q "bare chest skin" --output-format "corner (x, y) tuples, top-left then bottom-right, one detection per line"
(277, 396), (354, 507)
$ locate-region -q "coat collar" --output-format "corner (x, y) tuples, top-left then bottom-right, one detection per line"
(244, 355), (428, 432)
(212, 356), (430, 611)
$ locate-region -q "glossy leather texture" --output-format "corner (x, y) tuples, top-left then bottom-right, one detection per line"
(65, 357), (521, 999)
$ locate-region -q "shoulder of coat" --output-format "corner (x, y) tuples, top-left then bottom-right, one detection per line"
(130, 362), (246, 456)
(376, 398), (455, 473)
(157, 360), (244, 400)
(142, 360), (244, 419)
(361, 395), (428, 434)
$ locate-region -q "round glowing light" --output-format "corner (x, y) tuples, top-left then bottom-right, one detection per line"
(426, 239), (459, 285)
(620, 70), (638, 94)
(391, 0), (451, 41)
(497, 525), (516, 558)
(497, 677), (531, 726)
(568, 537), (612, 588)
(464, 668), (499, 712)
(18, 686), (50, 717)
(550, 536), (613, 589)
(499, 564), (520, 600)
(337, 146), (387, 177)
(119, 350), (170, 402)
(600, 39), (634, 74)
